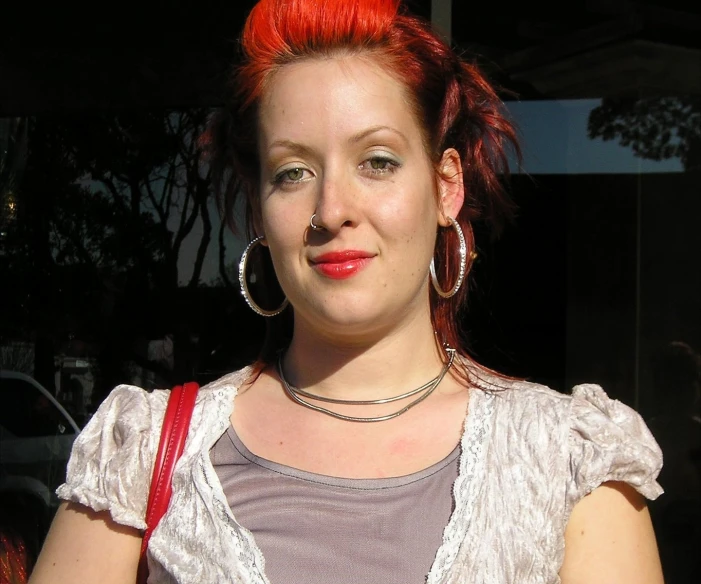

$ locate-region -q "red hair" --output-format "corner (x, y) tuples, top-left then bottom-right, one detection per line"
(203, 0), (520, 373)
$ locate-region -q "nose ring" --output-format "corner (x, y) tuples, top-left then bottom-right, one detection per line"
(310, 213), (323, 231)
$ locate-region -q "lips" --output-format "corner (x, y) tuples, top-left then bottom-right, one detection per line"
(311, 250), (374, 279)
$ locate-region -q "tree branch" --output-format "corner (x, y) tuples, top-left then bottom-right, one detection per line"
(144, 178), (168, 226)
(97, 176), (128, 212)
(188, 188), (212, 288)
(217, 217), (233, 288)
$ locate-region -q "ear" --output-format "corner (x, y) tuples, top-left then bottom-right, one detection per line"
(436, 148), (465, 227)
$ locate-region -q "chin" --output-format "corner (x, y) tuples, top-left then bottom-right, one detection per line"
(324, 306), (384, 329)
(301, 299), (390, 336)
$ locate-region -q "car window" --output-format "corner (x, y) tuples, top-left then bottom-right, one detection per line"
(0, 378), (67, 437)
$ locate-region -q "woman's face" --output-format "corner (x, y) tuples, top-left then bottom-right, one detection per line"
(256, 55), (463, 341)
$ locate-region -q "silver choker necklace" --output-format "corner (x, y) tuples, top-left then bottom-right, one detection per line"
(276, 347), (456, 423)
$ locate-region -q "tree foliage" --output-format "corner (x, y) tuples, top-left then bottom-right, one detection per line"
(1, 109), (216, 390)
(588, 96), (701, 171)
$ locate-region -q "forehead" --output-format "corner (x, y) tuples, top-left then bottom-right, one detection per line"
(257, 55), (425, 149)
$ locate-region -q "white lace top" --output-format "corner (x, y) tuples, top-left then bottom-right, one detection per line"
(57, 367), (663, 584)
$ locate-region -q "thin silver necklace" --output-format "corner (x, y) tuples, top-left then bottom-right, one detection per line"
(276, 347), (456, 423)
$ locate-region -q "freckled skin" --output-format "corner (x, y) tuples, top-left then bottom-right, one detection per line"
(257, 56), (444, 342)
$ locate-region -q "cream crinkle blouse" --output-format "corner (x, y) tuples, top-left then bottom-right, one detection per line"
(57, 366), (663, 584)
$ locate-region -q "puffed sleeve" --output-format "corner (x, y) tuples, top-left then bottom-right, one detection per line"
(56, 385), (168, 530)
(566, 384), (664, 513)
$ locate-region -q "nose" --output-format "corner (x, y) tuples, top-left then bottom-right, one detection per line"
(312, 172), (358, 233)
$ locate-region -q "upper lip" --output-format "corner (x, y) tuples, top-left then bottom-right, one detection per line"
(311, 250), (375, 264)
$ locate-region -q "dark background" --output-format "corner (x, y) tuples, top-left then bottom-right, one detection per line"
(1, 1), (699, 581)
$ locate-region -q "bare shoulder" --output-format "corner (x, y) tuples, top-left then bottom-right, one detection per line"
(559, 482), (664, 584)
(28, 502), (142, 584)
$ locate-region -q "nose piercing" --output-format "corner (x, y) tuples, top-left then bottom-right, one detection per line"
(310, 213), (323, 231)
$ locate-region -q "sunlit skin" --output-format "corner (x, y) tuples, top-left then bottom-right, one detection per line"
(25, 49), (663, 584)
(229, 53), (471, 482)
(257, 55), (461, 350)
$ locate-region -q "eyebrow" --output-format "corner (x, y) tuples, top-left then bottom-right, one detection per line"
(267, 140), (316, 157)
(349, 125), (410, 145)
(267, 125), (410, 154)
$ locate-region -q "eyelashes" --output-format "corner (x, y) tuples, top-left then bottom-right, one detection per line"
(271, 155), (401, 187)
(360, 155), (401, 175)
(272, 167), (313, 185)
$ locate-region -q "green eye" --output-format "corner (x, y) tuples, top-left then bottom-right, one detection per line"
(363, 156), (400, 175)
(273, 167), (309, 185)
(286, 168), (305, 181)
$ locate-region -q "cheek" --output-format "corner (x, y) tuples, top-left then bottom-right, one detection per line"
(376, 185), (438, 247)
(262, 196), (300, 240)
(260, 200), (309, 279)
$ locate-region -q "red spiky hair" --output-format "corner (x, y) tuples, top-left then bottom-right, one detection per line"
(238, 0), (400, 107)
(203, 0), (520, 374)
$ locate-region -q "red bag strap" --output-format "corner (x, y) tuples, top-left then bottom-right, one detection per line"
(136, 381), (199, 584)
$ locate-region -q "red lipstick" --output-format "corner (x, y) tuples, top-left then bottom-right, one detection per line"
(311, 250), (374, 279)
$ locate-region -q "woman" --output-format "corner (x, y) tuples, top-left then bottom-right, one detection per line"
(29, 0), (664, 582)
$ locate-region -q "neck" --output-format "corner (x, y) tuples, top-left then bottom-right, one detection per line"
(282, 313), (449, 402)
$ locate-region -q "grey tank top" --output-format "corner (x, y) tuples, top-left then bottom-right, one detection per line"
(210, 425), (460, 584)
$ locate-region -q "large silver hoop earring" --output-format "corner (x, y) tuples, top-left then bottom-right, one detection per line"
(429, 216), (467, 299)
(238, 236), (289, 317)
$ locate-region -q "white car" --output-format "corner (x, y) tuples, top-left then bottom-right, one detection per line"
(0, 370), (81, 511)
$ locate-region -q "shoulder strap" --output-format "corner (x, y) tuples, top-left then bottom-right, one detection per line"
(136, 381), (199, 584)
